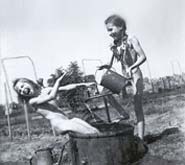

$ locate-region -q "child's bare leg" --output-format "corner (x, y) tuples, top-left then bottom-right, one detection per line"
(134, 79), (144, 140)
(137, 121), (144, 140)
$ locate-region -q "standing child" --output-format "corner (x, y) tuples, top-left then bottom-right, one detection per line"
(99, 14), (146, 140)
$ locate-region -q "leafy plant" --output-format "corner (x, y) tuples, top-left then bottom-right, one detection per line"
(54, 61), (86, 112)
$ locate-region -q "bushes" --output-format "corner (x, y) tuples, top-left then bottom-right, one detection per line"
(48, 61), (88, 112)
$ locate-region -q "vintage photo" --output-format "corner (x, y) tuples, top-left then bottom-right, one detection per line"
(0, 0), (185, 164)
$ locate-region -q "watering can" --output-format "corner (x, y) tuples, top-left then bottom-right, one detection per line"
(100, 69), (129, 94)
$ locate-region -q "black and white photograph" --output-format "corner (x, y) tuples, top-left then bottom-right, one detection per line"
(0, 0), (185, 164)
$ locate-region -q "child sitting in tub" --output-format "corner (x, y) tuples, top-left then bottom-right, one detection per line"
(13, 71), (99, 135)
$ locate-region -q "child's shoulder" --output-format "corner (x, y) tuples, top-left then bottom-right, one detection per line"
(127, 35), (140, 47)
(128, 35), (138, 43)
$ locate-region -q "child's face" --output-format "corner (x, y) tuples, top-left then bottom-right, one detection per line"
(106, 23), (123, 41)
(15, 81), (35, 97)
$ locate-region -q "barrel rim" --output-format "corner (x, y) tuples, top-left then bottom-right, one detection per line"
(69, 123), (134, 139)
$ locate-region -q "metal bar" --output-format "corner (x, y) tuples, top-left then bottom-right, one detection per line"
(1, 56), (38, 140)
(85, 93), (112, 102)
(57, 140), (70, 165)
(84, 93), (112, 123)
(1, 55), (38, 80)
(4, 83), (12, 141)
(1, 56), (38, 102)
(23, 100), (31, 140)
(103, 97), (111, 123)
(1, 61), (13, 102)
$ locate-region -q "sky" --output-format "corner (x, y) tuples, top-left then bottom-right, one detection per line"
(0, 0), (185, 103)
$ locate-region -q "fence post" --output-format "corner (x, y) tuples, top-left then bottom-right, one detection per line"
(4, 83), (12, 141)
(23, 100), (31, 140)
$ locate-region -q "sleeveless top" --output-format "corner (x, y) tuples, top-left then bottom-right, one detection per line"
(111, 36), (141, 78)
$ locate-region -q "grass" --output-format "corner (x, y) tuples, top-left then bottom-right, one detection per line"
(0, 90), (185, 164)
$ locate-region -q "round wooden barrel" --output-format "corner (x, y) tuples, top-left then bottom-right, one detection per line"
(69, 123), (135, 165)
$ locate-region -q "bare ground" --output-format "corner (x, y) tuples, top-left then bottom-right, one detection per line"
(0, 92), (185, 164)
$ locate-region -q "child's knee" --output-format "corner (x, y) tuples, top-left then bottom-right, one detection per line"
(135, 106), (144, 123)
(137, 116), (145, 123)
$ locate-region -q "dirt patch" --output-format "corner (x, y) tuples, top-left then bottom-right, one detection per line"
(1, 93), (185, 164)
(0, 135), (69, 164)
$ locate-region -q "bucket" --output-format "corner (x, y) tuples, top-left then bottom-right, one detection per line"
(30, 148), (53, 165)
(100, 70), (128, 94)
(69, 123), (136, 165)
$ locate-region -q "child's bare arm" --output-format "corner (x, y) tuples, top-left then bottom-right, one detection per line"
(129, 36), (146, 70)
(58, 82), (95, 91)
(29, 72), (68, 105)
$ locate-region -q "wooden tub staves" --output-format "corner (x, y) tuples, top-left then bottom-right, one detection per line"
(69, 123), (138, 165)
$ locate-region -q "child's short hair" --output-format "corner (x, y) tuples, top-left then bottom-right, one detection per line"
(105, 14), (127, 31)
